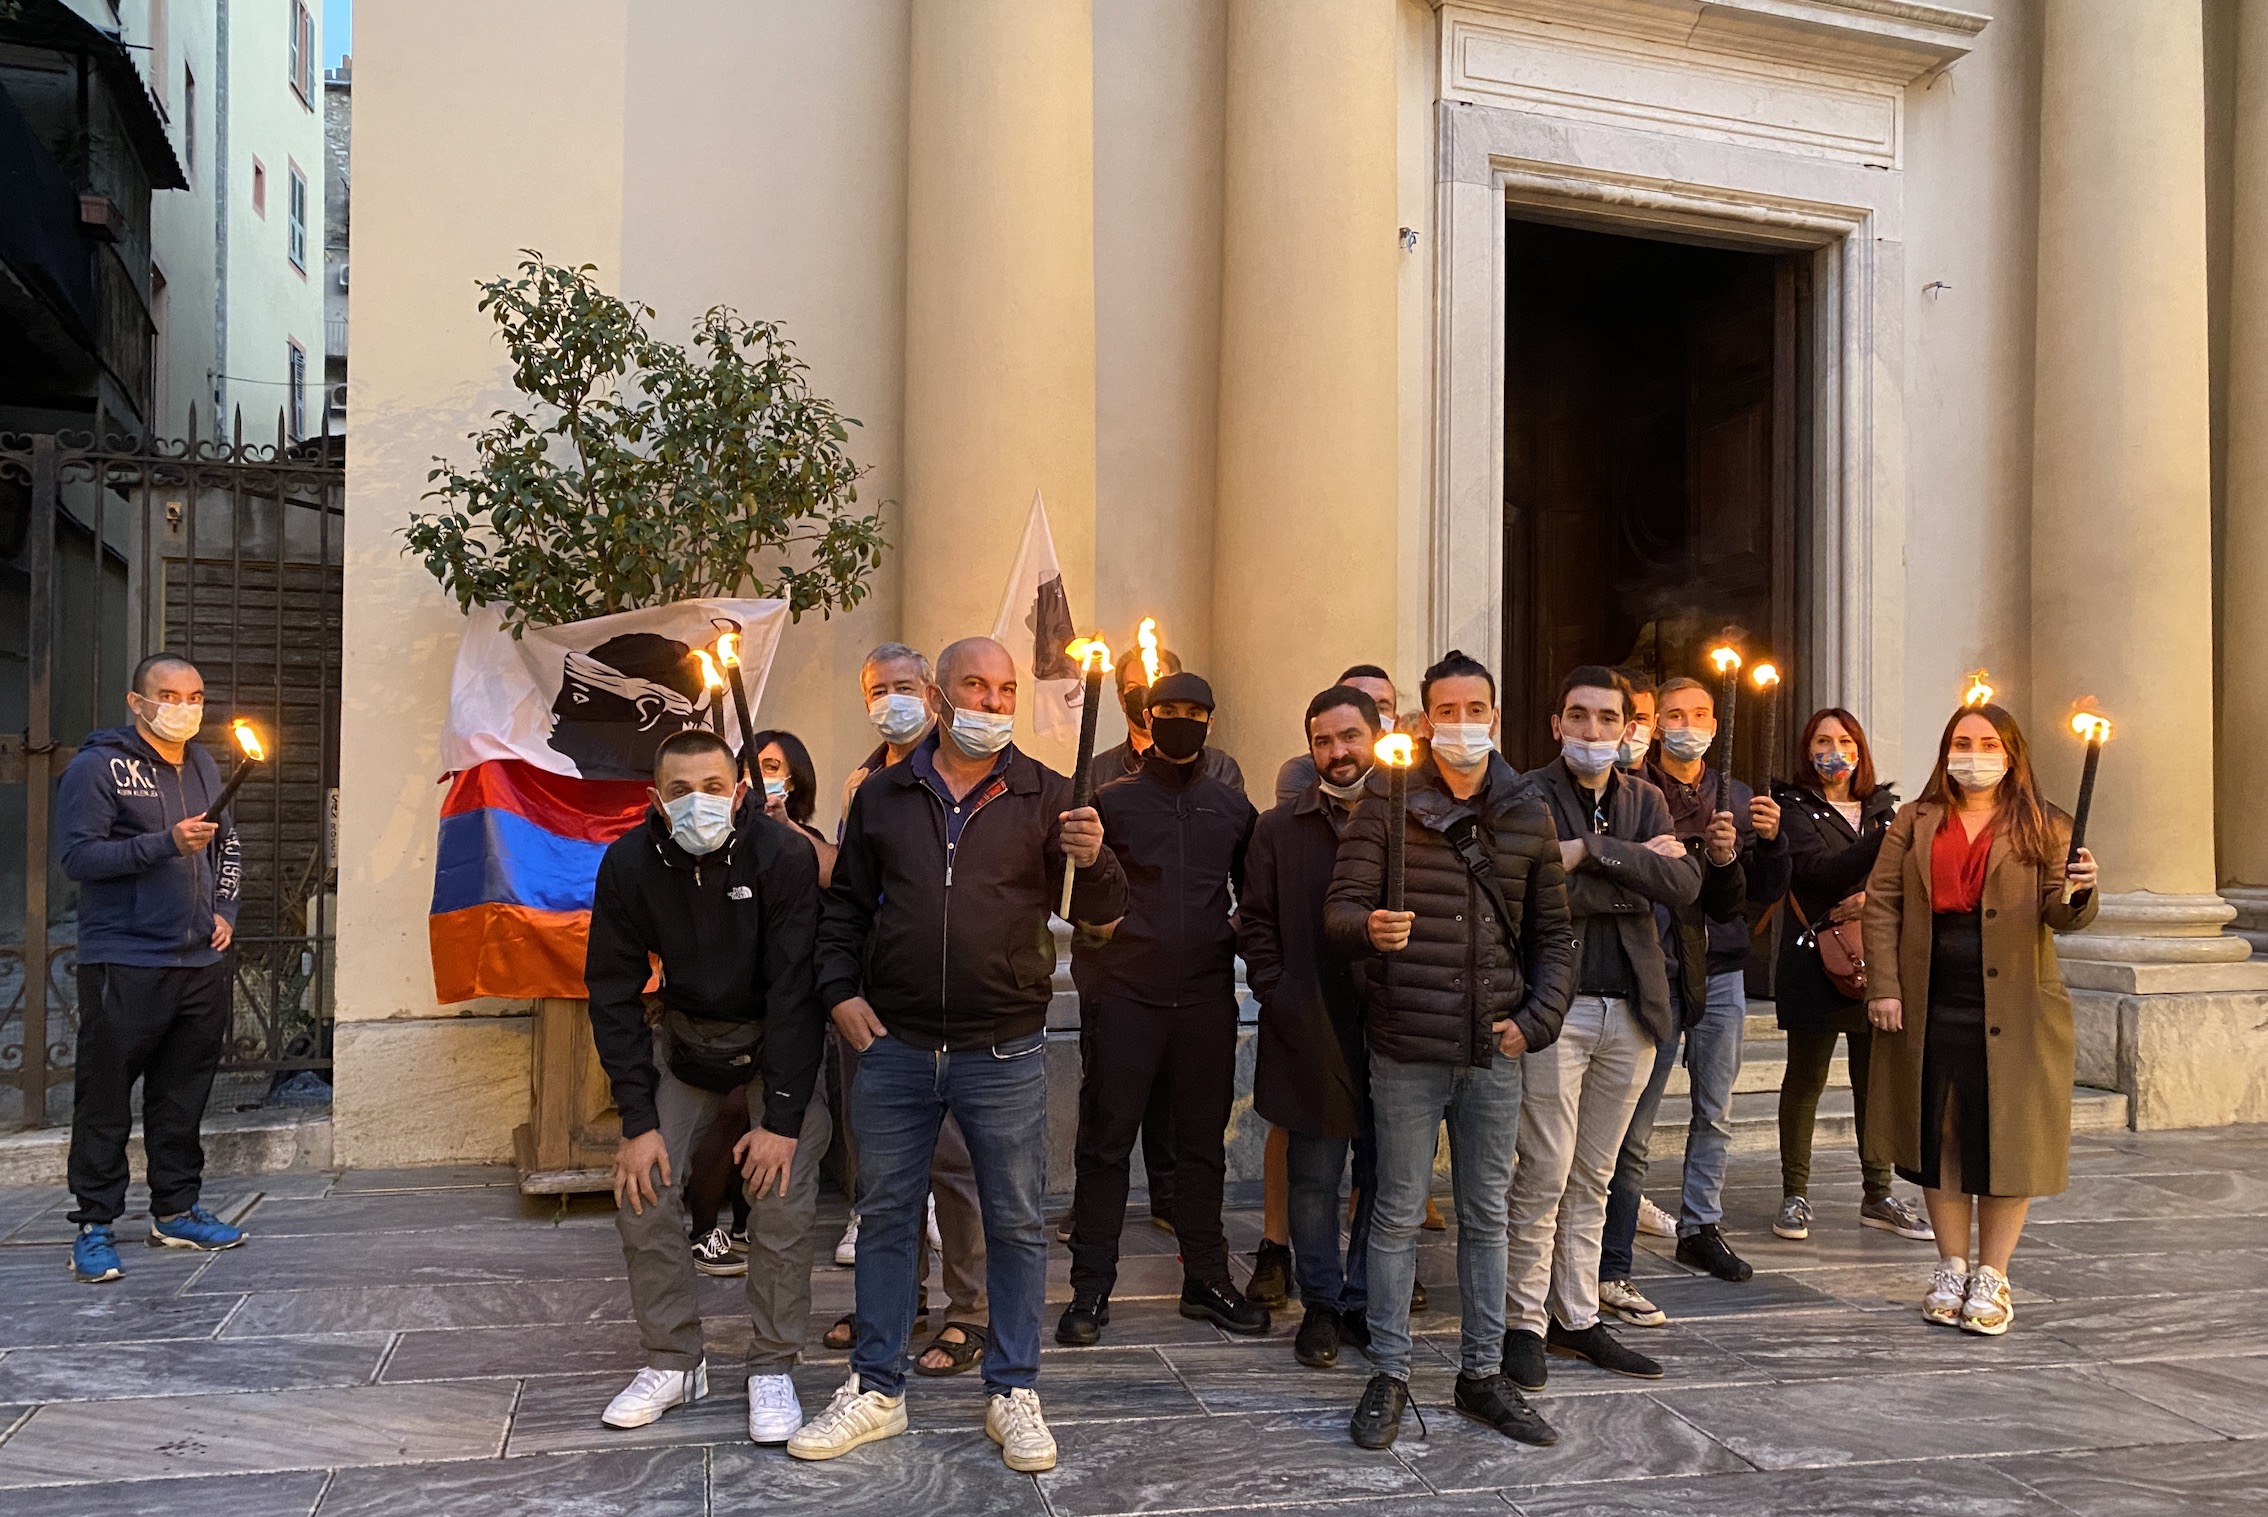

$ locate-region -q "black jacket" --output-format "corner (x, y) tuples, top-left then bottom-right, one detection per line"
(1090, 738), (1246, 798)
(819, 740), (1128, 1050)
(1324, 752), (1575, 1065)
(1771, 779), (1900, 1032)
(1525, 760), (1705, 1048)
(1645, 761), (1791, 974)
(1073, 755), (1255, 1008)
(584, 801), (824, 1141)
(1241, 785), (1367, 1138)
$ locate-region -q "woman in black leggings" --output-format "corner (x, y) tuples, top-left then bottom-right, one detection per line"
(1769, 708), (1931, 1244)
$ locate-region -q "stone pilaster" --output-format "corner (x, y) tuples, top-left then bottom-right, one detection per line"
(2222, 2), (2268, 957)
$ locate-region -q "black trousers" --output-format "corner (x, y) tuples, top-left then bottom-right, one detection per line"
(68, 961), (233, 1226)
(1068, 994), (1238, 1296)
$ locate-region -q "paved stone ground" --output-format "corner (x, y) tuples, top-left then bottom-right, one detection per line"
(0, 1126), (2264, 1515)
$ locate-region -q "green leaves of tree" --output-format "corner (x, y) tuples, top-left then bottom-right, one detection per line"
(403, 254), (887, 635)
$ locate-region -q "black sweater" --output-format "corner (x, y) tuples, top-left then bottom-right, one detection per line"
(1073, 755), (1256, 1008)
(584, 802), (825, 1141)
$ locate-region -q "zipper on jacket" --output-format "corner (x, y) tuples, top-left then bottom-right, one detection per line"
(923, 778), (1009, 1050)
(1466, 870), (1485, 1066)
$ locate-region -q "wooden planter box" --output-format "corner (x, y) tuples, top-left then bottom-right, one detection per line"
(513, 997), (622, 1194)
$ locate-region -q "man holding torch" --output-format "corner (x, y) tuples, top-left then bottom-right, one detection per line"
(58, 654), (247, 1283)
(1325, 650), (1574, 1452)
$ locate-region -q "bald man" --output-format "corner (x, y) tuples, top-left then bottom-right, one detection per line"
(802, 637), (1127, 1473)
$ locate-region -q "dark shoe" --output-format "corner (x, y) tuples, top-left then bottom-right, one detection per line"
(1409, 1276), (1429, 1313)
(1546, 1318), (1664, 1380)
(1294, 1305), (1342, 1368)
(1348, 1373), (1409, 1450)
(1337, 1308), (1372, 1351)
(1676, 1224), (1754, 1283)
(1181, 1278), (1270, 1336)
(1501, 1328), (1547, 1392)
(1246, 1240), (1292, 1308)
(1454, 1371), (1557, 1447)
(1055, 1296), (1110, 1347)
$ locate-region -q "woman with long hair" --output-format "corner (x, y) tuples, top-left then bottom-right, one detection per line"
(1860, 703), (2099, 1335)
(750, 728), (836, 886)
(1768, 709), (1931, 1244)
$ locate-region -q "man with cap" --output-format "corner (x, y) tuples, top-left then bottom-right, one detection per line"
(1058, 671), (1267, 1343)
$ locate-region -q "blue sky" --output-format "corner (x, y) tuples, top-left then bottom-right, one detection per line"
(325, 0), (351, 67)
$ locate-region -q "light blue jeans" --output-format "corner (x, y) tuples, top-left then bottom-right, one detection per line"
(1364, 1050), (1524, 1380)
(1677, 970), (1748, 1235)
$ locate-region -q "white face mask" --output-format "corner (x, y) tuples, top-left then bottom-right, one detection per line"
(1430, 722), (1495, 771)
(945, 702), (1016, 758)
(1661, 725), (1714, 763)
(1617, 723), (1653, 769)
(1561, 736), (1620, 779)
(137, 697), (203, 744)
(663, 790), (734, 855)
(1318, 770), (1370, 804)
(1946, 753), (2008, 793)
(867, 692), (931, 746)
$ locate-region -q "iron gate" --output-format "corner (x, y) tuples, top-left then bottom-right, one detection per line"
(0, 417), (343, 1129)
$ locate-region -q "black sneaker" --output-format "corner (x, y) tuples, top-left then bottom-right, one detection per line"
(1546, 1318), (1664, 1379)
(1676, 1224), (1754, 1283)
(1246, 1240), (1292, 1308)
(1181, 1278), (1270, 1336)
(1409, 1276), (1429, 1313)
(1055, 1295), (1110, 1346)
(1294, 1305), (1342, 1367)
(1453, 1371), (1558, 1447)
(1347, 1372), (1409, 1450)
(1338, 1307), (1372, 1351)
(1501, 1327), (1547, 1392)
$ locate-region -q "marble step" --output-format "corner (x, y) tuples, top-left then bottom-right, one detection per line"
(1642, 1083), (2130, 1161)
(1660, 1041), (1847, 1101)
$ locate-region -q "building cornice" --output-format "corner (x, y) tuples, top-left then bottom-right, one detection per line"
(1431, 0), (1989, 84)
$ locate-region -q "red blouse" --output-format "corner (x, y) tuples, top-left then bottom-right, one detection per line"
(1931, 811), (1995, 914)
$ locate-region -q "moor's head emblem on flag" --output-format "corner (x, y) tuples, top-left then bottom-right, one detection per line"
(1029, 573), (1077, 683)
(548, 632), (708, 780)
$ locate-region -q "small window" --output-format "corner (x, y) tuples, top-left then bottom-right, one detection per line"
(290, 4), (317, 105)
(252, 157), (266, 216)
(287, 165), (308, 270)
(287, 342), (307, 440)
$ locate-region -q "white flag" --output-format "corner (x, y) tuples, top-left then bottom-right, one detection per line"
(989, 490), (1082, 740)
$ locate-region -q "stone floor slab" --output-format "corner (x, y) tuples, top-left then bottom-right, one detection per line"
(246, 1187), (613, 1236)
(220, 1278), (633, 1338)
(1398, 1389), (1753, 1493)
(1039, 1409), (1428, 1514)
(711, 1432), (1052, 1516)
(1998, 1434), (2268, 1517)
(1684, 1307), (2088, 1381)
(318, 1444), (707, 1517)
(185, 1226), (629, 1293)
(2083, 1353), (2268, 1437)
(326, 1166), (517, 1193)
(0, 1290), (241, 1350)
(2026, 1289), (2268, 1362)
(0, 1468), (331, 1517)
(0, 1332), (389, 1402)
(1506, 1460), (2061, 1517)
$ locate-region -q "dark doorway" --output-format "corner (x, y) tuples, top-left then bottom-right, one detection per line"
(1500, 217), (1806, 774)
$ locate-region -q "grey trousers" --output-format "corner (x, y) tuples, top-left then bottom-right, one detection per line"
(616, 1038), (832, 1372)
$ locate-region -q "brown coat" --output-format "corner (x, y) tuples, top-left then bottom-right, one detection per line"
(1859, 801), (2098, 1198)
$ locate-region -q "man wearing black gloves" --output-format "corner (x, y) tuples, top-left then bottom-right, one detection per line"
(585, 728), (831, 1444)
(1061, 671), (1263, 1345)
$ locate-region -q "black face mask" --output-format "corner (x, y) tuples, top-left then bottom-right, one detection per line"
(1150, 716), (1209, 763)
(1120, 688), (1150, 733)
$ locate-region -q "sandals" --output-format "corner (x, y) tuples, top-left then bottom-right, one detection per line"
(823, 1296), (929, 1353)
(914, 1321), (987, 1377)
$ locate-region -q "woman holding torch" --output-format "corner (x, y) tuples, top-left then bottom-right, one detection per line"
(1860, 703), (2099, 1336)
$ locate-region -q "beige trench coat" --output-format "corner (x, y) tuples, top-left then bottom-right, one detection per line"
(1859, 801), (2098, 1198)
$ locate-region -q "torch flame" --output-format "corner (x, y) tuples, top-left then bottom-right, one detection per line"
(1708, 645), (1742, 677)
(1962, 669), (1995, 708)
(1065, 634), (1113, 674)
(1135, 617), (1161, 686)
(2069, 706), (2113, 744)
(694, 649), (725, 692)
(1750, 661), (1781, 690)
(230, 718), (265, 762)
(716, 631), (741, 668)
(1374, 733), (1416, 768)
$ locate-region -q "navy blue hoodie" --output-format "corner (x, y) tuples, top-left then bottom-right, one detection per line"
(58, 724), (241, 967)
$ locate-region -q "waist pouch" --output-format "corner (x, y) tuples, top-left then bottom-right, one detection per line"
(663, 1008), (764, 1093)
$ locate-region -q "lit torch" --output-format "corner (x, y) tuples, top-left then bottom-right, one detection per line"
(1707, 643), (1743, 798)
(715, 630), (760, 782)
(1750, 661), (1782, 786)
(201, 718), (268, 824)
(2066, 703), (2111, 902)
(1962, 669), (1996, 709)
(1059, 634), (1113, 919)
(1135, 616), (1162, 688)
(693, 650), (727, 739)
(1374, 732), (1416, 924)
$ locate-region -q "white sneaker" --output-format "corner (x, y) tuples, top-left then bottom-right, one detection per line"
(834, 1215), (860, 1267)
(1922, 1257), (1970, 1327)
(786, 1372), (907, 1461)
(1598, 1278), (1668, 1327)
(1636, 1197), (1678, 1238)
(602, 1363), (709, 1429)
(926, 1193), (944, 1253)
(985, 1387), (1058, 1472)
(746, 1371), (804, 1444)
(1961, 1264), (2014, 1336)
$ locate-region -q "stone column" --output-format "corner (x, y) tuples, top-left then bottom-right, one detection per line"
(2222, 2), (2268, 955)
(2033, 0), (2268, 1128)
(1210, 0), (1398, 766)
(901, 0), (1096, 735)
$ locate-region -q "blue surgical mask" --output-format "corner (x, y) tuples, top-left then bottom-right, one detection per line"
(762, 774), (789, 801)
(1561, 737), (1619, 779)
(1430, 723), (1495, 771)
(664, 790), (734, 855)
(867, 692), (931, 746)
(946, 703), (1015, 758)
(1662, 726), (1714, 763)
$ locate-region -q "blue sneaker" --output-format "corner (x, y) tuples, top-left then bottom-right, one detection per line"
(148, 1205), (246, 1252)
(72, 1224), (124, 1283)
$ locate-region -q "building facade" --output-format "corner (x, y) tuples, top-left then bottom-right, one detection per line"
(339, 0), (2268, 1167)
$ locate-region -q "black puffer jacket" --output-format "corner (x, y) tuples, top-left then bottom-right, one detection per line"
(1324, 752), (1575, 1064)
(1770, 779), (1900, 1034)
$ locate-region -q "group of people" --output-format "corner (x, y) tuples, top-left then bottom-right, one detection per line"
(54, 633), (2100, 1476)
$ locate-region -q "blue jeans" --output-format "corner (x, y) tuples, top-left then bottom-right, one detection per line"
(1285, 1126), (1374, 1314)
(1364, 1051), (1522, 1380)
(850, 1030), (1049, 1397)
(1677, 970), (1747, 1234)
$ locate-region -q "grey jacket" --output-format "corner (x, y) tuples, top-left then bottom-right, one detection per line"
(1522, 759), (1704, 1048)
